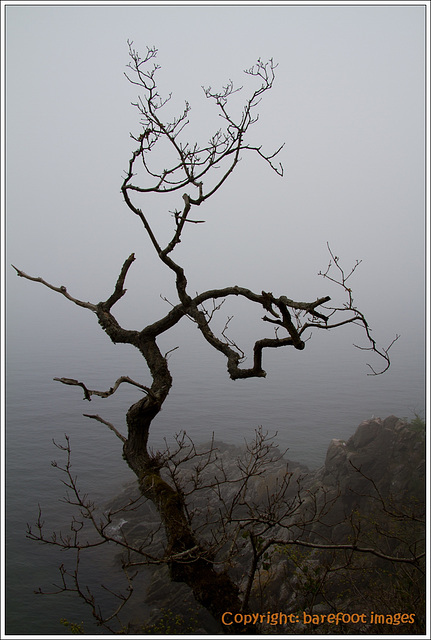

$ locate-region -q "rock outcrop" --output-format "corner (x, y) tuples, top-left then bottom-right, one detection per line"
(302, 415), (425, 544)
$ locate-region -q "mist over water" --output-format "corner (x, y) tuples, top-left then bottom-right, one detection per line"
(5, 310), (425, 634)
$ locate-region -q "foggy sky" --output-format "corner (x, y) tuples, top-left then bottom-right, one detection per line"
(4, 2), (426, 387)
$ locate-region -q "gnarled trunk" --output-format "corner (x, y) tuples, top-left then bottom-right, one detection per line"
(122, 375), (251, 632)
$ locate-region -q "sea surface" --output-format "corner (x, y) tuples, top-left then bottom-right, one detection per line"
(5, 318), (425, 636)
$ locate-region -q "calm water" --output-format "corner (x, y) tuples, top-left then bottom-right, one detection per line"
(5, 318), (425, 635)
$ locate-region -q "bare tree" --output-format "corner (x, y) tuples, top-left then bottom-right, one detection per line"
(14, 43), (402, 632)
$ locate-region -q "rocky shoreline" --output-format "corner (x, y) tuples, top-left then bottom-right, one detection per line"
(106, 415), (425, 634)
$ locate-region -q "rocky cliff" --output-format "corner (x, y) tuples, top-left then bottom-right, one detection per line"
(256, 416), (426, 634)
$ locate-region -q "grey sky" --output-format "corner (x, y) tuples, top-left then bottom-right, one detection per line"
(5, 2), (426, 374)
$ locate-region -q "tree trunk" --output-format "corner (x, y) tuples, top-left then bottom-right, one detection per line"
(121, 341), (252, 632)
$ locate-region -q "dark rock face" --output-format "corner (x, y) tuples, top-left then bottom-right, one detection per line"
(304, 415), (425, 543)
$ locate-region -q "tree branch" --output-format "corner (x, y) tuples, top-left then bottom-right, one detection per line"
(101, 253), (136, 311)
(272, 537), (425, 566)
(11, 265), (97, 312)
(82, 414), (127, 443)
(54, 375), (154, 402)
